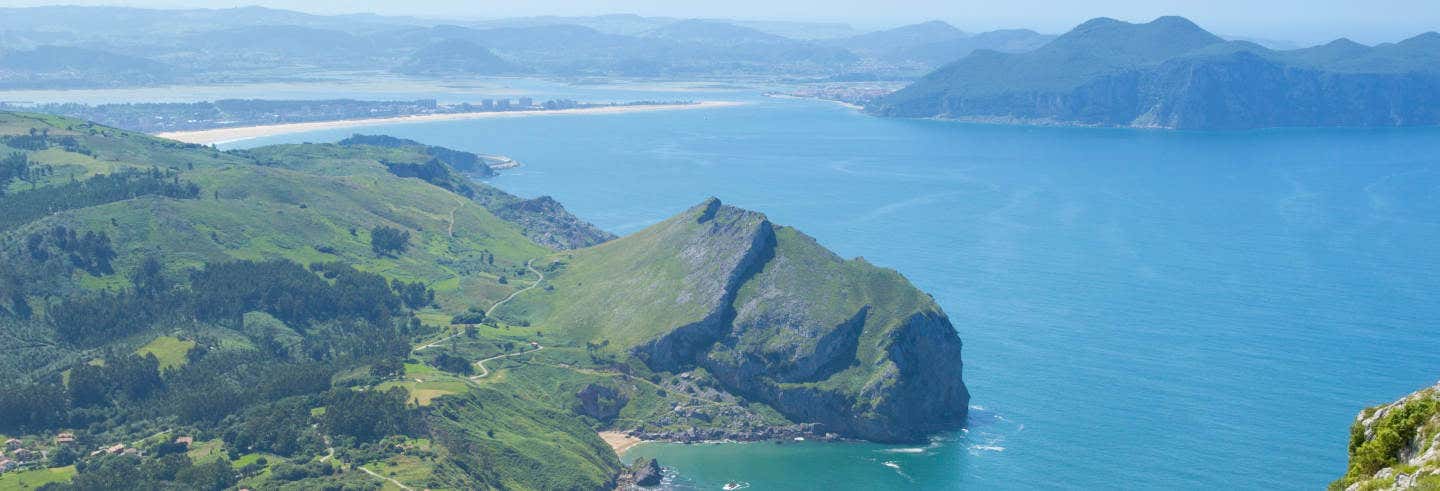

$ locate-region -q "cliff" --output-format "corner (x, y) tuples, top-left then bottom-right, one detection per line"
(499, 198), (969, 442)
(870, 16), (1440, 130)
(1333, 382), (1440, 490)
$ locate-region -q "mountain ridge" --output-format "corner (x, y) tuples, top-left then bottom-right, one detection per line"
(870, 16), (1440, 129)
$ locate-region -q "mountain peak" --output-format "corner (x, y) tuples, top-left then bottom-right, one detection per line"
(1400, 31), (1440, 46)
(1074, 17), (1125, 30)
(1148, 15), (1203, 30)
(1325, 37), (1367, 49)
(1045, 14), (1223, 61)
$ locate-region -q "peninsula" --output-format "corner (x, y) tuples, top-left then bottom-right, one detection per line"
(0, 111), (965, 490)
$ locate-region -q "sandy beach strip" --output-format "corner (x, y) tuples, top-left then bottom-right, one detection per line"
(599, 431), (646, 455)
(154, 101), (746, 145)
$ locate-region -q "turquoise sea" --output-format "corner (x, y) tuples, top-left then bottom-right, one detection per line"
(185, 81), (1440, 489)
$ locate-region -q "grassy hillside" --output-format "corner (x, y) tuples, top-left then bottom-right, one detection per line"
(498, 198), (969, 442)
(0, 111), (622, 490)
(0, 110), (970, 489)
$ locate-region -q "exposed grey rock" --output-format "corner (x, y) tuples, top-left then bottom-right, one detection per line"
(632, 457), (663, 487)
(574, 383), (628, 422)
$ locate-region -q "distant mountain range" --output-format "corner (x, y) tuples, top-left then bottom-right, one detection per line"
(870, 16), (1440, 129)
(0, 6), (1053, 88)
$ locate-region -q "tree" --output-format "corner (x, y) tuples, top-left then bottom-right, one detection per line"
(370, 226), (410, 257)
(132, 256), (166, 297)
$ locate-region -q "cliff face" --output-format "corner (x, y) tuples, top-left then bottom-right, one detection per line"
(490, 195), (618, 250)
(871, 16), (1440, 130)
(508, 198), (969, 442)
(1334, 382), (1440, 490)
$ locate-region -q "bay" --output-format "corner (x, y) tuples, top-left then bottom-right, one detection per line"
(219, 87), (1440, 489)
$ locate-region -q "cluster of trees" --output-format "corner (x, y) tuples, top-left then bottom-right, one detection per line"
(220, 396), (326, 457)
(0, 128), (88, 154)
(45, 453), (237, 491)
(450, 306), (486, 325)
(370, 225), (411, 257)
(321, 387), (418, 444)
(340, 134), (491, 176)
(392, 278), (435, 309)
(3, 256), (434, 436)
(0, 168), (201, 230)
(190, 259), (426, 329)
(431, 352), (474, 375)
(381, 158), (476, 198)
(1, 152), (32, 193)
(26, 225), (118, 275)
(67, 353), (163, 407)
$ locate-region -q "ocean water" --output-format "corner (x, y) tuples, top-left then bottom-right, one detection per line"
(224, 90), (1440, 489)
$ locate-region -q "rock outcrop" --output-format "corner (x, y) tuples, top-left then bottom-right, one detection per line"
(490, 195), (617, 250)
(1334, 382), (1440, 490)
(574, 383), (628, 423)
(631, 458), (663, 487)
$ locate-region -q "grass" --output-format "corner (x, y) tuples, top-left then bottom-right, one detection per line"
(362, 443), (437, 491)
(376, 378), (469, 406)
(186, 439), (225, 462)
(496, 199), (755, 350)
(0, 466), (76, 491)
(425, 387), (622, 491)
(134, 335), (196, 370)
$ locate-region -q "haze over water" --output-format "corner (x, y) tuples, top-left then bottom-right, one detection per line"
(219, 84), (1440, 489)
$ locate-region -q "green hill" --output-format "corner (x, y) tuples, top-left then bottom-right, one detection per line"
(0, 111), (969, 488)
(0, 111), (615, 490)
(497, 198), (969, 442)
(394, 38), (524, 76)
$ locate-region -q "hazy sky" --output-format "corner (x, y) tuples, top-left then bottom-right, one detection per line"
(8, 0), (1439, 44)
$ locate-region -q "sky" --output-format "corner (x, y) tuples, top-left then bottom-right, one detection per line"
(6, 0), (1438, 44)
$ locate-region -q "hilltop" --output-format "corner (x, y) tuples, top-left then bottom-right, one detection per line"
(0, 111), (968, 489)
(870, 16), (1440, 129)
(496, 198), (969, 442)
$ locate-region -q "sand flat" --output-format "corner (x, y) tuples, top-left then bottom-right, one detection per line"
(154, 101), (746, 145)
(599, 431), (645, 455)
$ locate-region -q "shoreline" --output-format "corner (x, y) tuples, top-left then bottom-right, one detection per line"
(153, 101), (746, 145)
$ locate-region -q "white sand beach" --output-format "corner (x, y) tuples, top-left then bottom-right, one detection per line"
(154, 101), (746, 145)
(599, 431), (646, 455)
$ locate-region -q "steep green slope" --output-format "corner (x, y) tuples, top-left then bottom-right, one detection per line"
(499, 198), (969, 442)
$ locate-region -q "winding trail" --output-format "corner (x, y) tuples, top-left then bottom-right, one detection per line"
(416, 257), (543, 352)
(360, 466), (414, 491)
(470, 344), (544, 380)
(413, 332), (461, 352)
(486, 259), (544, 317)
(446, 201), (463, 238)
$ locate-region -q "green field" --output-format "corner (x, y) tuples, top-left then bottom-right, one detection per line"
(0, 466), (76, 491)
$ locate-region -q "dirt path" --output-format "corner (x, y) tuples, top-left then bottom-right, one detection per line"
(359, 465), (414, 491)
(446, 201), (463, 237)
(486, 258), (544, 317)
(413, 331), (461, 352)
(470, 344), (544, 379)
